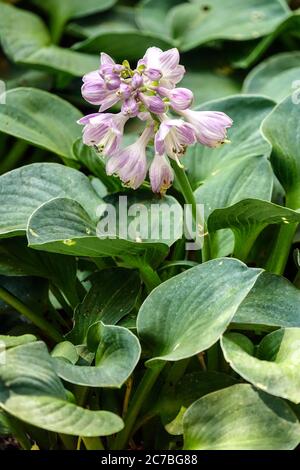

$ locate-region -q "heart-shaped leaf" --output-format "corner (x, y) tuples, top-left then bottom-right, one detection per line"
(0, 163), (101, 238)
(221, 329), (300, 403)
(0, 89), (82, 163)
(27, 192), (182, 260)
(0, 3), (99, 76)
(67, 268), (141, 345)
(233, 271), (300, 329)
(137, 258), (262, 365)
(243, 52), (300, 102)
(208, 199), (300, 259)
(0, 341), (123, 436)
(183, 384), (300, 450)
(54, 323), (141, 388)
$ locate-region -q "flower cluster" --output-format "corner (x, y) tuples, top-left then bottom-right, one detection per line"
(78, 47), (233, 194)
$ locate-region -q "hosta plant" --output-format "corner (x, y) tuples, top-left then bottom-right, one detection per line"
(1, 0), (300, 452)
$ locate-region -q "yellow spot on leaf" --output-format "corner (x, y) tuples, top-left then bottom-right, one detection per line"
(63, 239), (76, 246)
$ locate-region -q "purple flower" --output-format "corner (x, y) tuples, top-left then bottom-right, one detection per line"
(81, 70), (120, 112)
(117, 83), (132, 100)
(132, 73), (144, 89)
(99, 52), (122, 76)
(81, 71), (105, 105)
(78, 47), (234, 194)
(77, 112), (129, 156)
(149, 153), (174, 194)
(139, 93), (166, 114)
(158, 87), (193, 111)
(104, 73), (121, 91)
(155, 117), (196, 164)
(122, 97), (139, 117)
(180, 110), (233, 148)
(106, 125), (154, 189)
(139, 47), (185, 88)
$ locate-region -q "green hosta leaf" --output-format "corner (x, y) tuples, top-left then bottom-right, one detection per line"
(0, 163), (101, 238)
(67, 6), (138, 38)
(0, 3), (98, 76)
(73, 32), (173, 61)
(170, 0), (290, 51)
(0, 341), (123, 436)
(181, 68), (241, 107)
(243, 52), (300, 102)
(155, 371), (238, 432)
(0, 334), (36, 348)
(31, 0), (117, 22)
(183, 384), (300, 450)
(185, 95), (274, 188)
(184, 95), (275, 256)
(208, 199), (300, 259)
(24, 47), (99, 78)
(233, 13), (300, 69)
(221, 329), (300, 403)
(27, 192), (182, 260)
(0, 89), (81, 162)
(5, 68), (53, 92)
(262, 94), (300, 205)
(67, 268), (140, 345)
(234, 271), (300, 329)
(0, 410), (11, 436)
(54, 323), (140, 388)
(51, 341), (79, 364)
(0, 238), (78, 306)
(135, 0), (182, 40)
(137, 258), (262, 366)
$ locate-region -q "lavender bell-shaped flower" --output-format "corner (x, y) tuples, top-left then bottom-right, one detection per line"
(77, 112), (129, 156)
(155, 117), (196, 165)
(158, 87), (193, 111)
(139, 93), (166, 114)
(149, 153), (174, 194)
(180, 110), (233, 148)
(106, 125), (154, 190)
(139, 47), (185, 89)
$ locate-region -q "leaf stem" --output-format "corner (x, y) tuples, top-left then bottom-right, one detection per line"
(138, 264), (161, 293)
(2, 413), (31, 450)
(171, 162), (211, 262)
(82, 436), (105, 450)
(0, 286), (63, 343)
(266, 191), (300, 275)
(113, 363), (165, 450)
